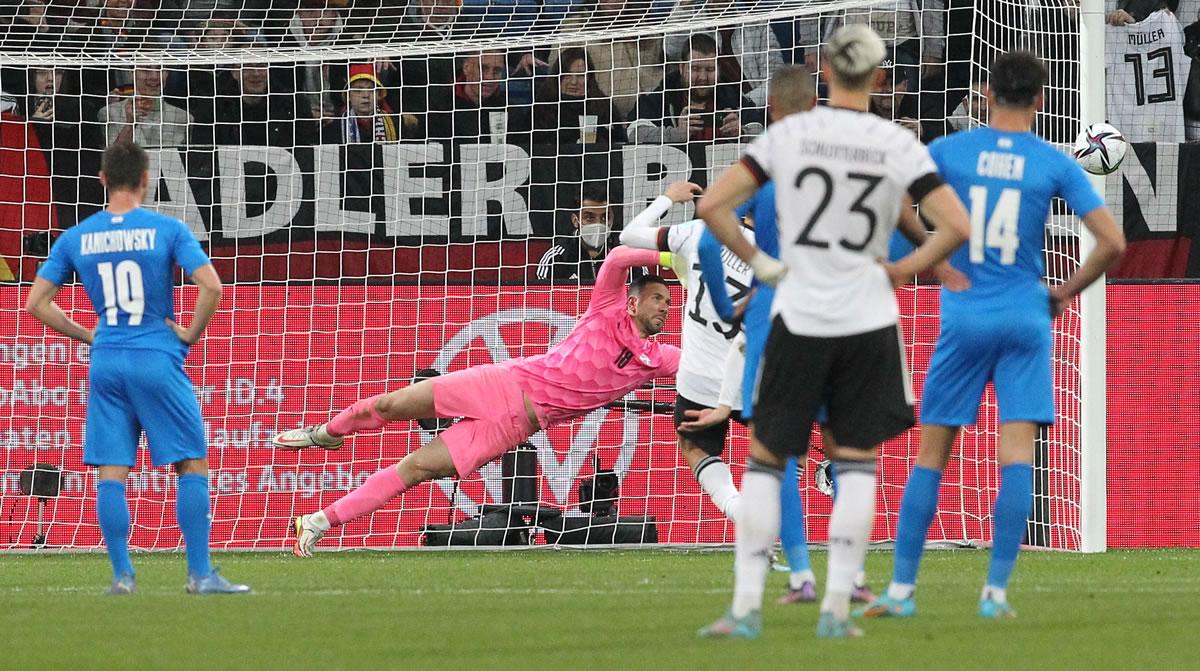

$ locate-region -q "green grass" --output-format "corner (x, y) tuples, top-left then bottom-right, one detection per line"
(2, 549), (1196, 671)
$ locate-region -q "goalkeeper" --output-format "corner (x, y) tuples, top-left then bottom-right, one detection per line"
(273, 246), (680, 556)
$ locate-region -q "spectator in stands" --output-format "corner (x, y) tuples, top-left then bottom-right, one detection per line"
(812, 1), (946, 94)
(214, 63), (312, 147)
(426, 50), (530, 145)
(525, 48), (626, 149)
(21, 67), (104, 228)
(6, 0), (75, 50)
(534, 182), (618, 284)
(558, 0), (665, 119)
(78, 0), (172, 52)
(870, 52), (924, 139)
(0, 99), (55, 282)
(96, 66), (192, 147)
(664, 0), (785, 107)
(628, 35), (765, 146)
(321, 63), (417, 144)
(184, 16), (257, 137)
(945, 75), (988, 134)
(283, 2), (347, 119)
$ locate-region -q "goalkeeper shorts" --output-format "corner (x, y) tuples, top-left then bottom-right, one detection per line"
(431, 364), (537, 477)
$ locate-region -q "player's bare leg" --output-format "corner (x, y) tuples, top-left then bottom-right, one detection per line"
(980, 421), (1037, 619)
(679, 435), (741, 522)
(292, 437), (456, 557)
(863, 424), (957, 618)
(273, 380), (437, 450)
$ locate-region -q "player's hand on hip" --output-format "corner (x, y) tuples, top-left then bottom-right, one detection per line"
(933, 260), (970, 292)
(679, 406), (731, 432)
(664, 180), (703, 203)
(881, 261), (910, 289)
(749, 251), (787, 287)
(1048, 286), (1072, 318)
(166, 318), (198, 345)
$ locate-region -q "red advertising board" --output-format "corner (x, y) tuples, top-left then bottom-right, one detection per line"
(1, 285), (1196, 550)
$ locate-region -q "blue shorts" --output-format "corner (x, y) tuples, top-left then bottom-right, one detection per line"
(84, 348), (207, 468)
(921, 310), (1054, 427)
(742, 286), (828, 424)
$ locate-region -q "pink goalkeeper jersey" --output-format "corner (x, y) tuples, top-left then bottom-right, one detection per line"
(505, 246), (681, 427)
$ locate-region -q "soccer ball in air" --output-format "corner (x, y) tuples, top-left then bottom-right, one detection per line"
(1072, 123), (1127, 176)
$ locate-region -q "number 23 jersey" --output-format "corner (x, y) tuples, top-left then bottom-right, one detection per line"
(37, 207), (211, 356)
(742, 106), (940, 337)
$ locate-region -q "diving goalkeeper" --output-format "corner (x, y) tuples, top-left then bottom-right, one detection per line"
(273, 246), (681, 556)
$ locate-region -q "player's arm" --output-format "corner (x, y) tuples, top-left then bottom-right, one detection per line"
(1050, 206), (1125, 316)
(167, 264), (223, 345)
(589, 245), (669, 310)
(25, 278), (94, 344)
(697, 228), (736, 321)
(697, 160), (782, 284)
(885, 187), (970, 287)
(896, 204), (970, 291)
(618, 181), (703, 250)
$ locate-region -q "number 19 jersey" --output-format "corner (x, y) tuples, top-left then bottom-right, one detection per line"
(742, 106), (941, 337)
(37, 207), (211, 356)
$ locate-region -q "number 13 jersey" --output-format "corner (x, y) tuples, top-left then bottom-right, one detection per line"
(656, 220), (754, 408)
(742, 106), (940, 337)
(1106, 8), (1187, 144)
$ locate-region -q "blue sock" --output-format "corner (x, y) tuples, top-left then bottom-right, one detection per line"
(986, 463), (1033, 590)
(176, 474), (213, 578)
(779, 456), (811, 574)
(892, 466), (942, 587)
(96, 479), (134, 580)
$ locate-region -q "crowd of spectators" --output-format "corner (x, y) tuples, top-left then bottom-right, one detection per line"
(0, 0), (1182, 281)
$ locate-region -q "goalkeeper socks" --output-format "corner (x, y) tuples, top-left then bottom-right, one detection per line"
(731, 459), (782, 618)
(96, 479), (134, 579)
(778, 456), (813, 580)
(327, 394), (388, 437)
(821, 460), (876, 620)
(890, 465), (942, 594)
(176, 473), (213, 578)
(694, 456), (740, 522)
(986, 463), (1033, 593)
(323, 464), (407, 526)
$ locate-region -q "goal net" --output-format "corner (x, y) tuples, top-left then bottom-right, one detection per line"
(0, 0), (1103, 552)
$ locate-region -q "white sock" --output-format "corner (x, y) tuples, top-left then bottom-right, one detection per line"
(696, 457), (741, 522)
(820, 462), (877, 620)
(887, 582), (915, 600)
(982, 585), (1007, 603)
(789, 569), (816, 589)
(309, 510), (331, 531)
(731, 460), (782, 618)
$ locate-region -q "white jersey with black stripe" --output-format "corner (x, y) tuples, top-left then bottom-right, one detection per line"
(742, 106), (940, 337)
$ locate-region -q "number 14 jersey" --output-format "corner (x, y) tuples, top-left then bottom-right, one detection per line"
(742, 106), (939, 337)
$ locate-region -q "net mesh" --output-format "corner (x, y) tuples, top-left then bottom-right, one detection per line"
(0, 0), (1096, 551)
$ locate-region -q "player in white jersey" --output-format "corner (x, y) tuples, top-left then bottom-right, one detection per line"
(618, 180), (752, 522)
(697, 24), (971, 639)
(1106, 4), (1188, 142)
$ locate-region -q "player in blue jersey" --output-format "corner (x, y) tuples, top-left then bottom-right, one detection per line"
(861, 51), (1124, 620)
(25, 142), (249, 595)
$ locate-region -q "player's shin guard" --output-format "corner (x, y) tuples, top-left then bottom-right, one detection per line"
(322, 464), (407, 526)
(986, 463), (1033, 593)
(822, 460), (877, 620)
(96, 479), (134, 579)
(731, 459), (783, 618)
(177, 473), (213, 578)
(695, 455), (740, 522)
(327, 394), (389, 437)
(890, 466), (942, 595)
(779, 457), (813, 581)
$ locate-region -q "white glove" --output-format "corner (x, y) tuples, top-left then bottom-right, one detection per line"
(749, 251), (787, 287)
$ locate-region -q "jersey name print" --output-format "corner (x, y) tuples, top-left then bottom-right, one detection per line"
(1106, 8), (1188, 143)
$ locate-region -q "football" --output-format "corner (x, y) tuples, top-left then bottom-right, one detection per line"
(1073, 122), (1128, 175)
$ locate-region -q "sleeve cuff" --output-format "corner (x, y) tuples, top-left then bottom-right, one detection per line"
(908, 172), (945, 203)
(740, 156), (768, 186)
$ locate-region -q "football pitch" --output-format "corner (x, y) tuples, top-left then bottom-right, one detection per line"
(2, 548), (1195, 670)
